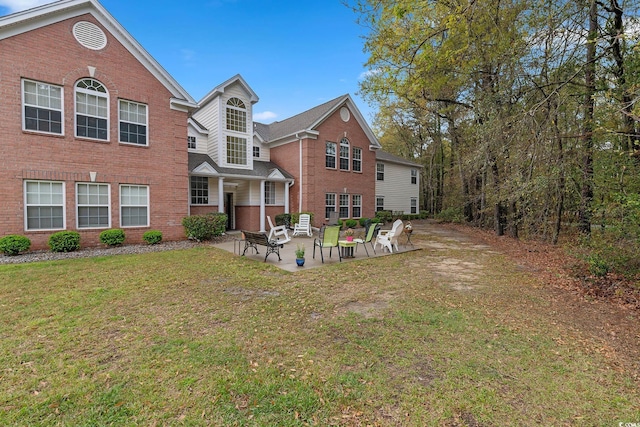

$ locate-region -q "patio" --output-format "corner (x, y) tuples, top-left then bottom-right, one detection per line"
(213, 228), (419, 272)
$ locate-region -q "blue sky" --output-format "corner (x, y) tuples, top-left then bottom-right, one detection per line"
(0, 0), (376, 125)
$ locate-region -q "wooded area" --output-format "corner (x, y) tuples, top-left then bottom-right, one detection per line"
(351, 0), (640, 277)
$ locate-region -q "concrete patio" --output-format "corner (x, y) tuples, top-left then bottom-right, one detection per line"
(213, 228), (418, 272)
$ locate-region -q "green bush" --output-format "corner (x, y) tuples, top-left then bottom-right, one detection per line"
(344, 218), (358, 229)
(182, 212), (227, 241)
(48, 231), (81, 253)
(587, 253), (610, 278)
(375, 210), (393, 224)
(435, 207), (464, 223)
(0, 235), (31, 256)
(358, 217), (370, 227)
(143, 230), (163, 245)
(275, 213), (291, 228)
(99, 229), (126, 246)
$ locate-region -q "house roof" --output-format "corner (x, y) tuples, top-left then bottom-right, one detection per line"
(254, 94), (382, 149)
(188, 153), (294, 180)
(376, 150), (423, 168)
(0, 0), (197, 111)
(197, 74), (259, 108)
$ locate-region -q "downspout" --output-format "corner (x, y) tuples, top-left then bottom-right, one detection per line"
(296, 133), (303, 213)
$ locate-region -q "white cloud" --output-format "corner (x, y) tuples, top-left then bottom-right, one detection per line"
(254, 111), (277, 122)
(358, 68), (381, 81)
(0, 0), (55, 13)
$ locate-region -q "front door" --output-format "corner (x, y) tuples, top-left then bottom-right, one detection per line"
(225, 193), (234, 230)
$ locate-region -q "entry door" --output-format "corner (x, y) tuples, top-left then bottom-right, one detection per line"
(225, 193), (234, 230)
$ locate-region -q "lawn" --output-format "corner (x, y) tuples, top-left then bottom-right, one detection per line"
(1, 230), (638, 426)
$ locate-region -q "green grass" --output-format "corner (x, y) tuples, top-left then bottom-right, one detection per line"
(1, 241), (638, 426)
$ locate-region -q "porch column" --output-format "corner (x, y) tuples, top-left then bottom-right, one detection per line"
(218, 177), (225, 213)
(284, 181), (290, 214)
(259, 179), (266, 232)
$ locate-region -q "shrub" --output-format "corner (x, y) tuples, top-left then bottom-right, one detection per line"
(48, 231), (81, 253)
(182, 212), (227, 241)
(587, 253), (610, 278)
(344, 218), (358, 229)
(275, 213), (291, 228)
(99, 229), (126, 246)
(375, 210), (393, 224)
(435, 207), (463, 223)
(359, 217), (370, 227)
(143, 230), (163, 245)
(0, 235), (31, 256)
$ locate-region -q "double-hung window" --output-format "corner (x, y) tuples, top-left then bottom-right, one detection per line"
(119, 100), (148, 145)
(325, 193), (336, 219)
(264, 181), (276, 205)
(339, 137), (350, 170)
(253, 146), (260, 158)
(326, 142), (336, 168)
(75, 78), (108, 140)
(226, 136), (247, 165)
(411, 169), (418, 184)
(376, 197), (384, 212)
(339, 194), (349, 218)
(22, 79), (63, 134)
(190, 176), (208, 205)
(24, 180), (65, 230)
(120, 185), (148, 227)
(376, 163), (385, 181)
(352, 147), (362, 172)
(188, 136), (197, 150)
(411, 198), (418, 214)
(352, 194), (362, 218)
(77, 183), (110, 228)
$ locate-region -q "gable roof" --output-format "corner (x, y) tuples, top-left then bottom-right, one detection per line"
(197, 74), (259, 108)
(188, 153), (294, 181)
(376, 150), (423, 168)
(255, 94), (381, 149)
(0, 0), (196, 111)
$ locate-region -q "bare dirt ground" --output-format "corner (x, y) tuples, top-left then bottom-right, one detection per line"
(410, 220), (640, 380)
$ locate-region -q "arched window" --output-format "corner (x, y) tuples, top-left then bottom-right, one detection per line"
(339, 137), (350, 170)
(226, 97), (246, 132)
(75, 78), (108, 140)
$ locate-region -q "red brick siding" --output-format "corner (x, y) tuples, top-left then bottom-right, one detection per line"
(0, 15), (189, 250)
(270, 108), (376, 228)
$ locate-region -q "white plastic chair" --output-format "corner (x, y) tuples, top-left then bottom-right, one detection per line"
(374, 219), (404, 253)
(267, 216), (291, 244)
(292, 214), (312, 237)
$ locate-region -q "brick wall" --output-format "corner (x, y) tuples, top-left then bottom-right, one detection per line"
(270, 107), (376, 228)
(0, 14), (190, 250)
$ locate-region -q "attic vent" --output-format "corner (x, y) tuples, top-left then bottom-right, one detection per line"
(73, 21), (107, 50)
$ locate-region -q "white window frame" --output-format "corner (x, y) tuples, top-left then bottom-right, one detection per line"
(120, 184), (149, 227)
(75, 78), (109, 141)
(187, 136), (197, 150)
(326, 142), (336, 169)
(325, 193), (336, 219)
(411, 198), (418, 214)
(376, 196), (384, 212)
(24, 180), (65, 231)
(119, 99), (148, 146)
(352, 147), (362, 172)
(376, 163), (385, 181)
(352, 194), (362, 218)
(226, 135), (247, 165)
(226, 97), (247, 132)
(22, 79), (64, 135)
(264, 181), (276, 205)
(253, 146), (261, 158)
(339, 194), (349, 218)
(411, 168), (418, 184)
(76, 183), (110, 229)
(190, 176), (209, 205)
(339, 137), (350, 171)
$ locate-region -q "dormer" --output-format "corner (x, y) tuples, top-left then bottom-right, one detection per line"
(192, 74), (259, 170)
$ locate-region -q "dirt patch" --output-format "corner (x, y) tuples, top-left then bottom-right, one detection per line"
(411, 220), (639, 378)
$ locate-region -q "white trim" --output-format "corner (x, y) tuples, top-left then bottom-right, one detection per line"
(193, 162), (218, 175)
(119, 184), (149, 228)
(118, 99), (148, 146)
(76, 182), (111, 229)
(21, 78), (65, 135)
(24, 179), (66, 231)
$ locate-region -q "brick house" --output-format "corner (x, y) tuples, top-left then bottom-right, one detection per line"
(0, 0), (196, 249)
(189, 75), (387, 231)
